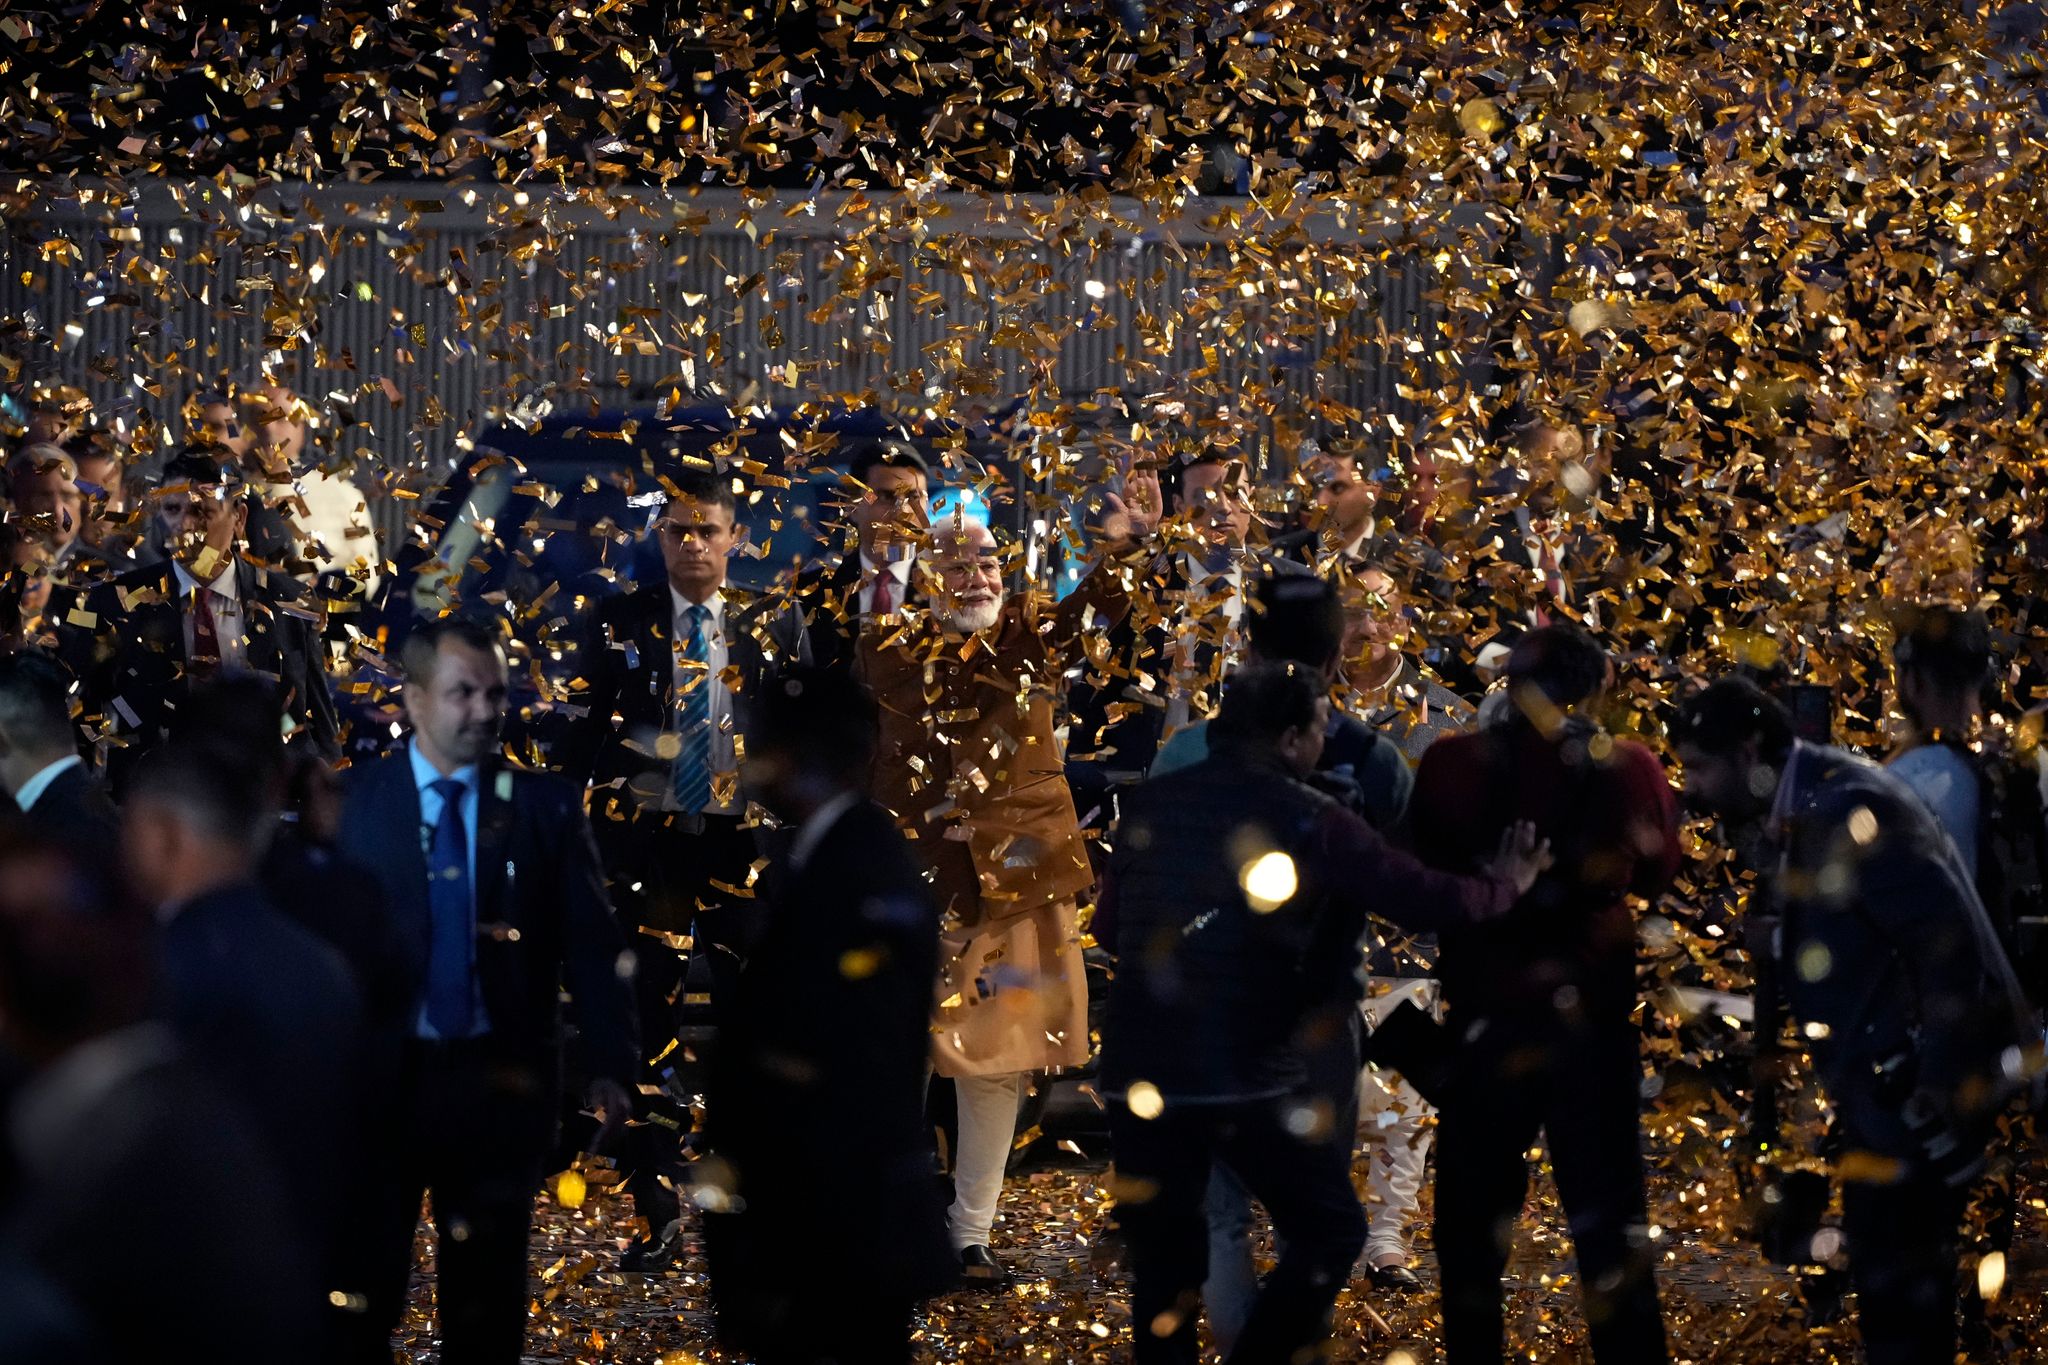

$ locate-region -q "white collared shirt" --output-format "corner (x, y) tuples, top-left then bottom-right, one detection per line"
(1167, 553), (1248, 735)
(14, 753), (81, 812)
(1336, 527), (1375, 564)
(669, 586), (738, 815)
(172, 559), (248, 670)
(408, 739), (487, 1040)
(858, 553), (915, 618)
(1181, 552), (1247, 625)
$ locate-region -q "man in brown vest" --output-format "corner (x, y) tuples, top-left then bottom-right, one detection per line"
(861, 510), (1153, 1285)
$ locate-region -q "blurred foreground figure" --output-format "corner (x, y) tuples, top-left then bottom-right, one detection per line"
(335, 617), (638, 1365)
(1408, 624), (1681, 1365)
(1097, 662), (1544, 1365)
(125, 740), (366, 1343)
(0, 835), (318, 1363)
(1676, 677), (2033, 1365)
(706, 666), (950, 1365)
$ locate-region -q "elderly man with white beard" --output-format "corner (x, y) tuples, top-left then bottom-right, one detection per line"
(859, 510), (1157, 1286)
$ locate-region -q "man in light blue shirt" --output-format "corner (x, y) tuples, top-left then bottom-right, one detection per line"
(407, 736), (486, 1039)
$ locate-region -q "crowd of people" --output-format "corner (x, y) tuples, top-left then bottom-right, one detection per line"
(0, 378), (2039, 1365)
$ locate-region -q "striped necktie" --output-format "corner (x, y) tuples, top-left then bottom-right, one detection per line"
(671, 603), (714, 813)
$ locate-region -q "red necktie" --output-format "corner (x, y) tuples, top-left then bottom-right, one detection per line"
(870, 569), (894, 617)
(1535, 542), (1566, 626)
(190, 588), (222, 674)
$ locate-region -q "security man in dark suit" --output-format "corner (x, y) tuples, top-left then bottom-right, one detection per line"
(335, 615), (638, 1365)
(705, 665), (952, 1364)
(558, 465), (807, 1269)
(123, 739), (365, 1344)
(0, 649), (117, 863)
(1675, 677), (2034, 1365)
(64, 451), (340, 795)
(791, 439), (930, 672)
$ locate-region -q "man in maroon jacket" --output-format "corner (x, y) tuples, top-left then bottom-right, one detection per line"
(1407, 624), (1682, 1365)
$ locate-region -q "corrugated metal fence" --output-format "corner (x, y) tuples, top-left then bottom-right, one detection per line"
(0, 183), (1452, 538)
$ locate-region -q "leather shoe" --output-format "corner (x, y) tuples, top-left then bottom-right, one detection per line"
(1366, 1261), (1422, 1294)
(959, 1244), (1010, 1287)
(618, 1220), (684, 1272)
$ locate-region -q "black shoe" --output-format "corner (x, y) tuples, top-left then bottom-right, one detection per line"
(619, 1220), (684, 1272)
(959, 1244), (1010, 1287)
(1366, 1261), (1422, 1294)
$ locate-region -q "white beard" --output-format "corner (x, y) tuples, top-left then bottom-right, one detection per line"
(936, 594), (1004, 635)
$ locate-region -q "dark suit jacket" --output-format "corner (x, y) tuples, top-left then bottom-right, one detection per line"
(334, 748), (639, 1147)
(20, 761), (117, 862)
(706, 797), (951, 1327)
(67, 556), (341, 792)
(157, 882), (365, 1248)
(261, 832), (414, 1041)
(792, 552), (924, 674)
(562, 581), (807, 820)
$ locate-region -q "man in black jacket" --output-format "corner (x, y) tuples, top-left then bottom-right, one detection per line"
(0, 649), (116, 862)
(1098, 662), (1547, 1365)
(1675, 677), (2034, 1365)
(705, 666), (952, 1364)
(64, 453), (340, 794)
(123, 740), (364, 1341)
(791, 439), (931, 672)
(335, 615), (638, 1365)
(558, 465), (807, 1267)
(0, 833), (321, 1364)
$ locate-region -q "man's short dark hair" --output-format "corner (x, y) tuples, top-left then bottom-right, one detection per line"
(128, 740), (273, 850)
(751, 666), (878, 786)
(1212, 659), (1323, 753)
(0, 650), (77, 754)
(159, 448), (243, 492)
(665, 466), (740, 521)
(400, 615), (507, 686)
(1672, 676), (1795, 761)
(1164, 449), (1234, 514)
(1247, 574), (1345, 672)
(1893, 606), (1992, 692)
(1505, 624), (1612, 708)
(846, 438), (930, 488)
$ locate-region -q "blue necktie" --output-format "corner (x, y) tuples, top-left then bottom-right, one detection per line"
(425, 777), (475, 1038)
(672, 604), (714, 813)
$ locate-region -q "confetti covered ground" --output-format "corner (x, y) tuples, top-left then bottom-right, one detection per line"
(395, 1133), (2048, 1363)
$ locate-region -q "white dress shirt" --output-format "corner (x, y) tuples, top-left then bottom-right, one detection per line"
(858, 553), (915, 618)
(669, 586), (738, 815)
(1336, 526), (1375, 564)
(410, 739), (487, 1039)
(14, 753), (81, 812)
(172, 559), (248, 671)
(1166, 553), (1247, 735)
